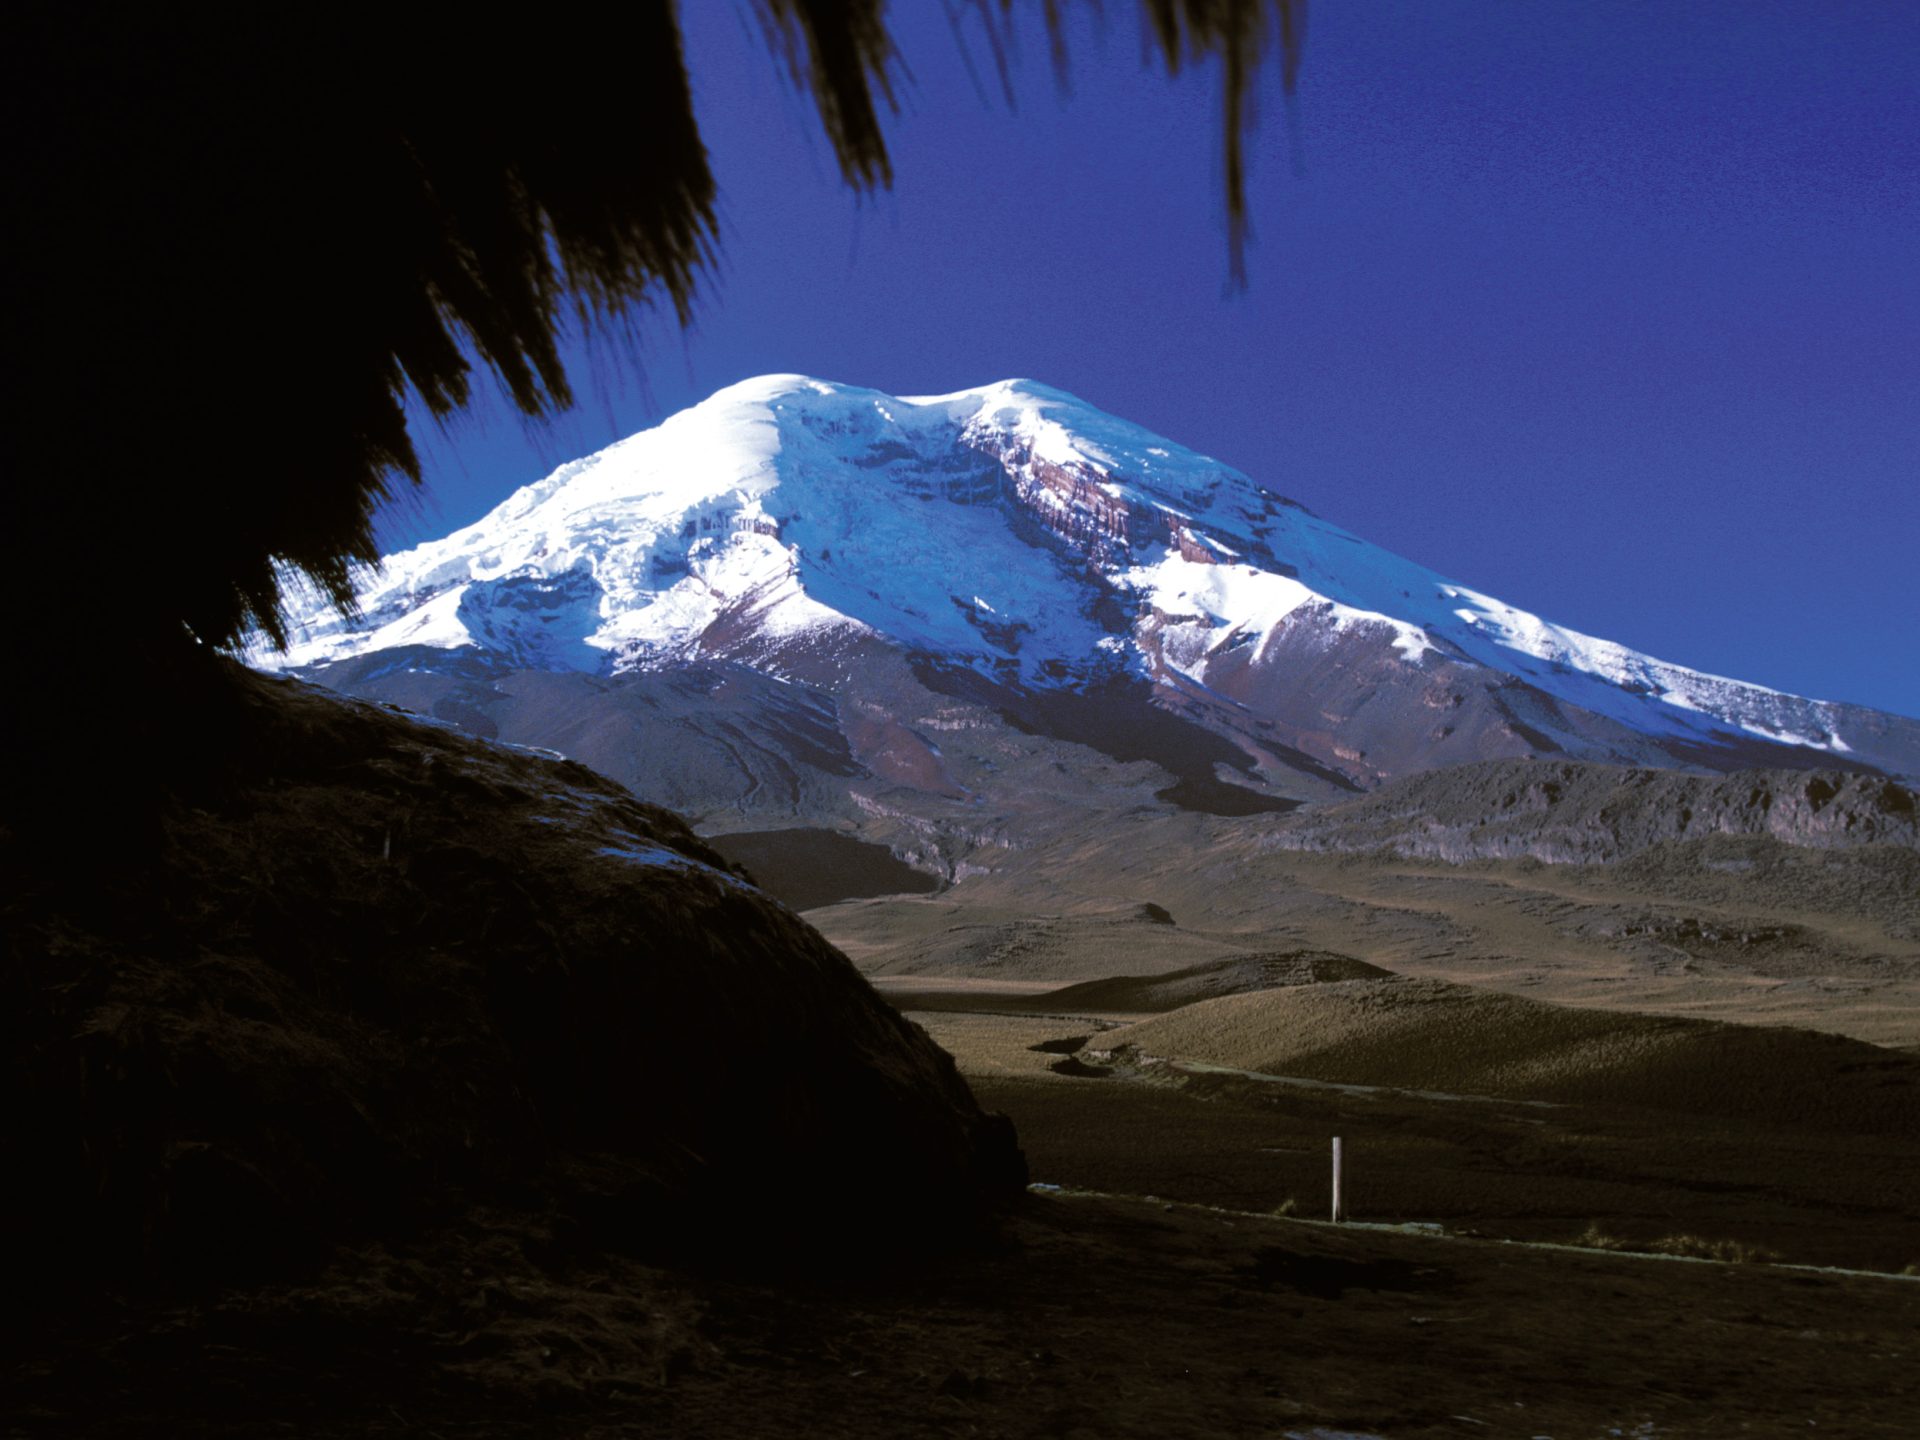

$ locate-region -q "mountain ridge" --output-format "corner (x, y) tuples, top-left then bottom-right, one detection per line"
(262, 375), (1920, 824)
(1264, 758), (1920, 865)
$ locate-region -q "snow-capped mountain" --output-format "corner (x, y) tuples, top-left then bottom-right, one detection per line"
(264, 375), (1919, 825)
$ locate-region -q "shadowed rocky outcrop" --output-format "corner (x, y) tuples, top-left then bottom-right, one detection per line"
(1, 663), (1023, 1292)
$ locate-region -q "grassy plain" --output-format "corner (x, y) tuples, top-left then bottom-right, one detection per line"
(819, 824), (1920, 1046)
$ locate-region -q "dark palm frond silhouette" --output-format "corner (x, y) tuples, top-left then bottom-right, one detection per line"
(0, 2), (1302, 661)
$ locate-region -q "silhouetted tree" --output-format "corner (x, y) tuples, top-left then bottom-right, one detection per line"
(0, 2), (1301, 666)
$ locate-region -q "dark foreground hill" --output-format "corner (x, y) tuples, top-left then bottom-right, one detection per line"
(0, 663), (1022, 1292)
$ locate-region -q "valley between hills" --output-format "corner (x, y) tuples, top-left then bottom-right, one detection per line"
(748, 807), (1920, 1274)
(19, 799), (1920, 1438)
(14, 676), (1918, 1439)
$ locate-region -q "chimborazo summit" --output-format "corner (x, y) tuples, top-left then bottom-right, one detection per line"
(264, 375), (1920, 867)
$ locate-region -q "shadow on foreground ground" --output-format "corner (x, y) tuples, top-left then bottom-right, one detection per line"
(6, 1191), (1917, 1438)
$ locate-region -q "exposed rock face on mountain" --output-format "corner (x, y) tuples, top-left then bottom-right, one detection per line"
(1266, 760), (1920, 864)
(262, 375), (1920, 868)
(1, 663), (1023, 1288)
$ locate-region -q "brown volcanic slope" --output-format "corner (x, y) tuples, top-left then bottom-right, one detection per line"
(1096, 974), (1920, 1134)
(303, 641), (1920, 883)
(301, 650), (876, 825)
(1, 662), (1021, 1289)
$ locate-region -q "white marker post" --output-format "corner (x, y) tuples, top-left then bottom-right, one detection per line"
(1331, 1136), (1345, 1223)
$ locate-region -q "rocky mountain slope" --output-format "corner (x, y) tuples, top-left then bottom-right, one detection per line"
(262, 377), (1920, 858)
(1268, 758), (1920, 864)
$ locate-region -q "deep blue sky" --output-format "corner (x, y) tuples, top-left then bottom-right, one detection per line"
(388, 1), (1920, 719)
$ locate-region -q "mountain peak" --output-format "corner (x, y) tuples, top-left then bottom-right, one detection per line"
(700, 372), (845, 405)
(259, 377), (1919, 787)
